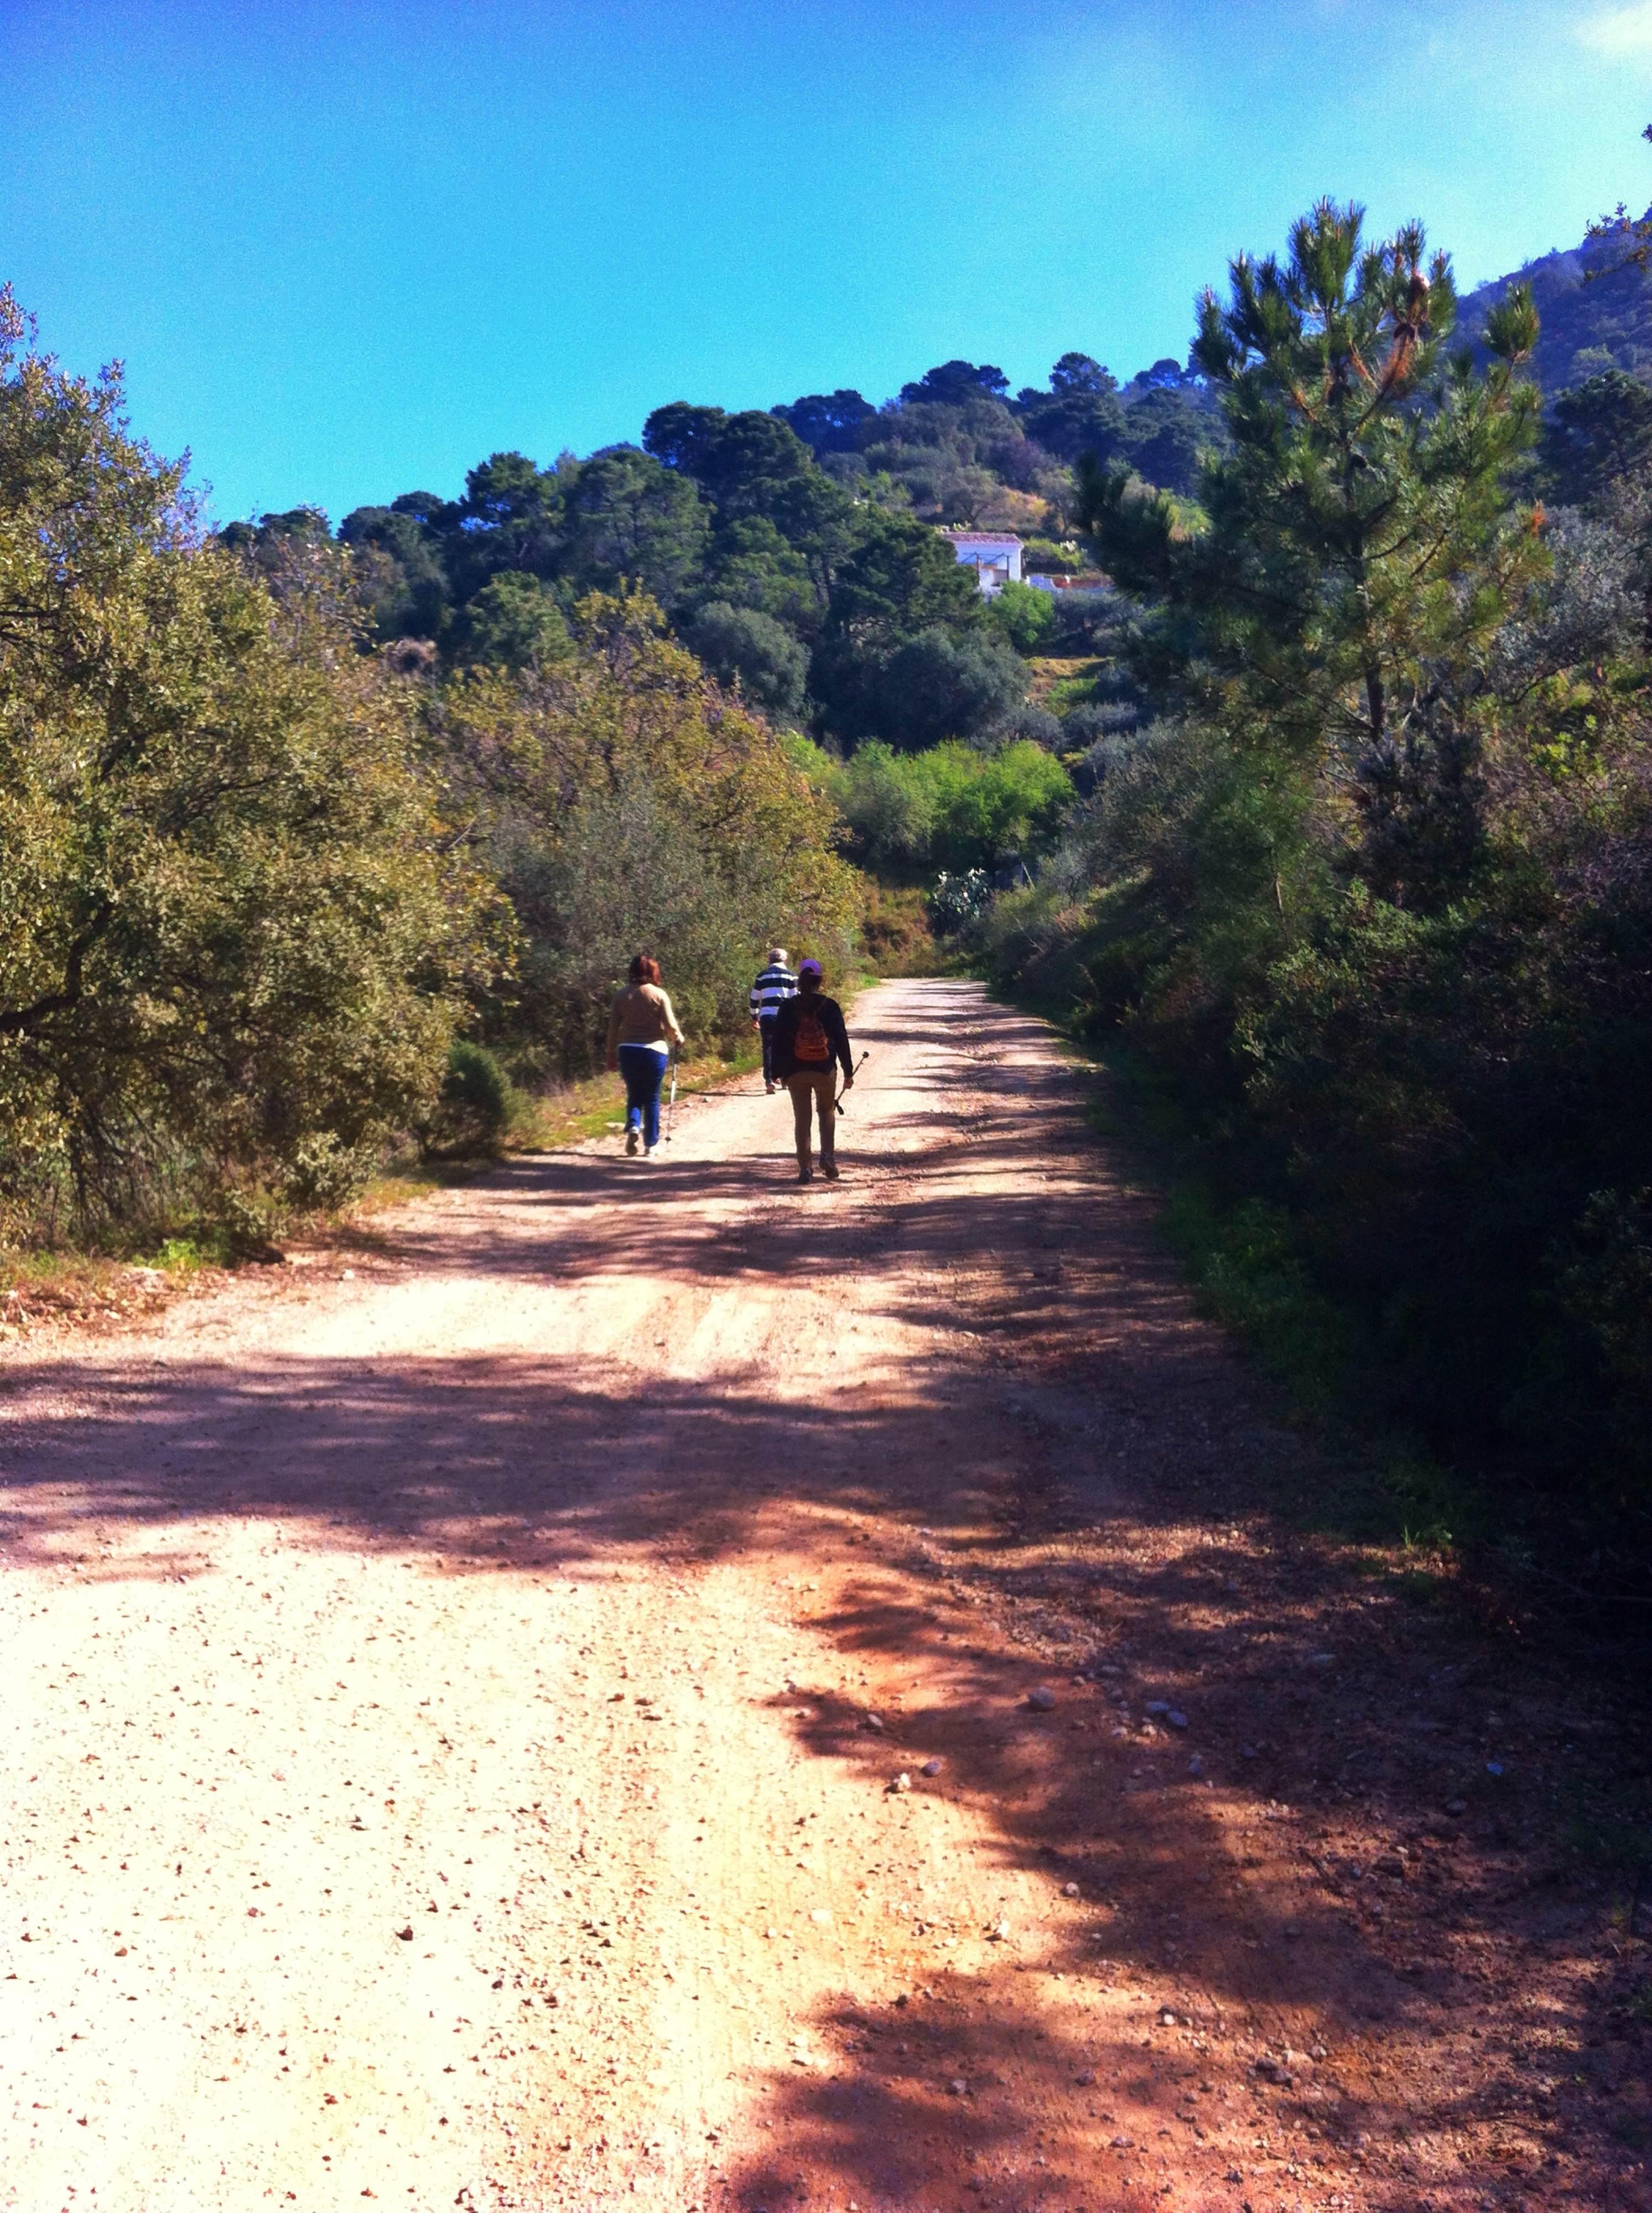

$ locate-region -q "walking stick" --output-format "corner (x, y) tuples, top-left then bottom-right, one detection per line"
(834, 1051), (870, 1116)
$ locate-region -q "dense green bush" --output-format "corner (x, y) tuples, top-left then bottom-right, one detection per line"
(983, 204), (1652, 1580)
(419, 1039), (512, 1158)
(1020, 537), (1084, 574)
(446, 572), (572, 669)
(872, 627), (1028, 749)
(685, 600), (809, 720)
(0, 290), (501, 1238)
(830, 739), (1073, 875)
(986, 579), (1057, 654)
(432, 593), (860, 1079)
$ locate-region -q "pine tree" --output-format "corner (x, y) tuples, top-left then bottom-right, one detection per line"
(1079, 199), (1543, 763)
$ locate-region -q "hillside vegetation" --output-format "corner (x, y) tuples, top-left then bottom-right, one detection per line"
(978, 198), (1652, 1592)
(6, 168), (1652, 1594)
(236, 353), (1211, 772)
(1459, 199), (1652, 394)
(0, 288), (851, 1248)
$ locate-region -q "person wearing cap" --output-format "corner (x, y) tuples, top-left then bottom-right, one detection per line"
(747, 946), (798, 1094)
(768, 958), (854, 1182)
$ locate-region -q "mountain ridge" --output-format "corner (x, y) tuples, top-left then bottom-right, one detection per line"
(1457, 202), (1652, 393)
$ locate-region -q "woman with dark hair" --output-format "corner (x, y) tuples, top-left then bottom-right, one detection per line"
(605, 953), (685, 1159)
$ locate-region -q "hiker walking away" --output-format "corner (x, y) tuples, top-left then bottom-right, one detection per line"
(770, 958), (853, 1183)
(605, 953), (685, 1160)
(748, 945), (798, 1093)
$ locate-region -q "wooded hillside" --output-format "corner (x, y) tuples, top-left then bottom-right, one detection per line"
(6, 179), (1651, 1598)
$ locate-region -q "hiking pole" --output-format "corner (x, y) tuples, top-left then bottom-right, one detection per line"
(834, 1050), (870, 1116)
(666, 1049), (679, 1142)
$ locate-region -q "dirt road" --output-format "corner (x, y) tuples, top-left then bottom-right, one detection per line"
(2, 980), (1645, 2213)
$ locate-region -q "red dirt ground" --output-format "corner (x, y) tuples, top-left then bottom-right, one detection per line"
(1, 979), (1648, 2213)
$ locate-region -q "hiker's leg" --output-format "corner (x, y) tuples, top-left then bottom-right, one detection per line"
(759, 1017), (777, 1087)
(787, 1076), (813, 1166)
(814, 1072), (836, 1161)
(618, 1047), (647, 1134)
(640, 1053), (664, 1150)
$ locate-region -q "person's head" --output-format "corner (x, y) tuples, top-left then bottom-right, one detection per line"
(768, 947), (788, 967)
(797, 958), (823, 994)
(630, 953), (661, 986)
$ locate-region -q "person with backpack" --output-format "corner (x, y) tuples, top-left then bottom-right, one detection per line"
(747, 946), (798, 1093)
(769, 958), (854, 1182)
(604, 953), (686, 1159)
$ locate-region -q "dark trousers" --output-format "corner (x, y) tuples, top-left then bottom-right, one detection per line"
(617, 1045), (667, 1147)
(759, 1015), (778, 1085)
(786, 1069), (835, 1163)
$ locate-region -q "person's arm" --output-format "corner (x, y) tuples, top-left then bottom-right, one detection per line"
(749, 976), (762, 1025)
(829, 1000), (854, 1083)
(661, 990), (686, 1047)
(605, 992), (624, 1070)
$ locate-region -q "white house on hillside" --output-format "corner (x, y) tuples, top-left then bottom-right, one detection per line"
(939, 529), (1022, 595)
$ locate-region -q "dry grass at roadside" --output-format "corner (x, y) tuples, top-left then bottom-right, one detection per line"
(0, 1249), (178, 1343)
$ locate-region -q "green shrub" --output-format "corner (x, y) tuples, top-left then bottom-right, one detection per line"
(419, 1040), (511, 1159)
(1158, 1187), (1352, 1412)
(685, 601), (809, 720)
(435, 594), (860, 1079)
(830, 739), (1073, 876)
(1021, 538), (1083, 575)
(446, 572), (572, 669)
(986, 579), (1057, 654)
(830, 741), (937, 867)
(0, 292), (502, 1239)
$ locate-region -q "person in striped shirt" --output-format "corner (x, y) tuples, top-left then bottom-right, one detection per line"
(749, 947), (798, 1093)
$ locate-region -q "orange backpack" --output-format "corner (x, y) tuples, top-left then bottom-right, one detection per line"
(793, 1006), (830, 1064)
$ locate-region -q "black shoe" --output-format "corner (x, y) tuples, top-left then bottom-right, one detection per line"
(796, 1162), (813, 1183)
(820, 1156), (839, 1181)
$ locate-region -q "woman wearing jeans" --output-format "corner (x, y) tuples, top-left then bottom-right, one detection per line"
(605, 953), (686, 1159)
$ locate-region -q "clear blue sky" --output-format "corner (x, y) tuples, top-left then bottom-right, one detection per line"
(3, 0), (1647, 524)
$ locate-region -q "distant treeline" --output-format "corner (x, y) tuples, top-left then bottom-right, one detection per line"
(224, 352), (1214, 766)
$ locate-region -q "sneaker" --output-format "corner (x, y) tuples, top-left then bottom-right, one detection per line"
(819, 1156), (840, 1181)
(764, 1081), (777, 1094)
(796, 1162), (813, 1183)
(625, 1129), (640, 1156)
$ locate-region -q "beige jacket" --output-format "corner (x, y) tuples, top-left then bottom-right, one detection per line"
(606, 982), (685, 1057)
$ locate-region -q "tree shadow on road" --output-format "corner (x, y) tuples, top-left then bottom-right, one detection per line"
(2, 1335), (1635, 2206)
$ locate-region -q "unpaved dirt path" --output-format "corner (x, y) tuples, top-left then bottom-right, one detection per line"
(2, 980), (1647, 2213)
